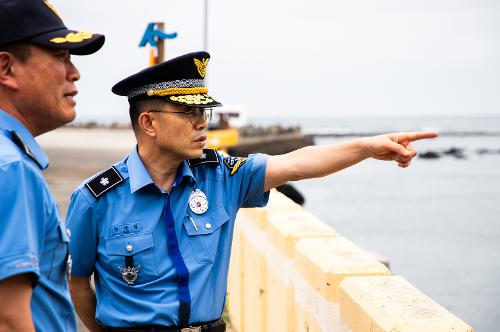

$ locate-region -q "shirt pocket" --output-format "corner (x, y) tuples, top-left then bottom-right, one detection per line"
(183, 205), (230, 264)
(105, 233), (157, 284)
(48, 222), (71, 282)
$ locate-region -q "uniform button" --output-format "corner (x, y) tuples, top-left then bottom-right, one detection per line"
(126, 245), (133, 252)
(205, 223), (212, 230)
(66, 228), (71, 237)
(120, 166), (128, 173)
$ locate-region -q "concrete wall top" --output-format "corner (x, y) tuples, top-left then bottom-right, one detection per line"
(295, 237), (391, 302)
(266, 208), (337, 257)
(339, 276), (474, 332)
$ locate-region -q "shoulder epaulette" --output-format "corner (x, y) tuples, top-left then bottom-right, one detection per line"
(85, 166), (124, 199)
(187, 148), (219, 167)
(11, 131), (44, 169)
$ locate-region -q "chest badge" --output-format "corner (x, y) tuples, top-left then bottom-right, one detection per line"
(119, 266), (141, 285)
(189, 189), (209, 214)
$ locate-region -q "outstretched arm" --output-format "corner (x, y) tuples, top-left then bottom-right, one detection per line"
(264, 131), (438, 192)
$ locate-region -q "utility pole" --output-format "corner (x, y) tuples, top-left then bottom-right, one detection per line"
(203, 0), (208, 51)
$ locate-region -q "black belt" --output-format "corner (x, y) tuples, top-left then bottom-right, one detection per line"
(104, 319), (226, 332)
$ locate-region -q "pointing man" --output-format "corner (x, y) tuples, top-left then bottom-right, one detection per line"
(66, 51), (437, 332)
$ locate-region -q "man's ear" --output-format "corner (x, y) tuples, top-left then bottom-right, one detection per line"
(0, 52), (19, 91)
(138, 112), (157, 138)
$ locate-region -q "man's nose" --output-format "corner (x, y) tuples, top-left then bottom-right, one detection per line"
(67, 60), (81, 82)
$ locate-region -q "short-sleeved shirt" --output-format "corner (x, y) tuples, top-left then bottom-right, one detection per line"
(0, 110), (76, 332)
(66, 146), (269, 327)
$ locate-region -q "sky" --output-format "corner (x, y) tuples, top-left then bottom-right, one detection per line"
(51, 0), (500, 123)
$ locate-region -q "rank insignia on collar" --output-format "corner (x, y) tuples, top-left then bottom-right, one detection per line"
(119, 265), (140, 285)
(187, 148), (219, 167)
(224, 156), (247, 176)
(85, 166), (124, 199)
(10, 131), (44, 169)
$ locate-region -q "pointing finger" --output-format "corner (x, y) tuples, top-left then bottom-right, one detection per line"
(398, 131), (439, 143)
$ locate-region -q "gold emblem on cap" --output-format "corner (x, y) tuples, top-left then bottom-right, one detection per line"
(43, 0), (61, 19)
(193, 58), (209, 78)
(50, 32), (94, 44)
(147, 89), (155, 96)
(169, 94), (214, 105)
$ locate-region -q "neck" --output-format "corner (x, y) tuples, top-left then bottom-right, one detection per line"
(0, 99), (37, 135)
(137, 143), (183, 192)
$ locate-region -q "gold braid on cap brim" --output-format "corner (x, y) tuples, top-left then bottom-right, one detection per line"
(146, 87), (208, 97)
(126, 79), (206, 99)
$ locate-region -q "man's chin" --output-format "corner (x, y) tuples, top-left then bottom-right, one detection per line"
(59, 107), (77, 125)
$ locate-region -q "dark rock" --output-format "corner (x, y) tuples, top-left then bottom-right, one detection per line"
(442, 147), (466, 159)
(419, 151), (441, 159)
(276, 183), (305, 206)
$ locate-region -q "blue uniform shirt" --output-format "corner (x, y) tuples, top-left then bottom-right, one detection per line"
(0, 110), (76, 332)
(66, 146), (269, 327)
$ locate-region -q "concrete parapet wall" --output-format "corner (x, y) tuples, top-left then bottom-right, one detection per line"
(227, 190), (473, 332)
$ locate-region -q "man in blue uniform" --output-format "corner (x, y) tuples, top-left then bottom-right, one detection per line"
(0, 1), (105, 330)
(66, 52), (437, 332)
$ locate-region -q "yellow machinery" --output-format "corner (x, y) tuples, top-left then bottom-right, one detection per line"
(207, 128), (239, 152)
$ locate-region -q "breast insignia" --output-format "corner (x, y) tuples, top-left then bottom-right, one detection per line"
(119, 265), (140, 286)
(85, 166), (124, 199)
(189, 189), (209, 214)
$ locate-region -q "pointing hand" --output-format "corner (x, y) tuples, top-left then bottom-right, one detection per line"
(363, 131), (439, 168)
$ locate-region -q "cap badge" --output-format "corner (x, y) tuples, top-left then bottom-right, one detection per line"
(189, 189), (209, 214)
(193, 58), (209, 78)
(51, 32), (94, 44)
(43, 0), (61, 19)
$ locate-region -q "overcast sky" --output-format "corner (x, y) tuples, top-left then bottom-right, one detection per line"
(51, 0), (500, 123)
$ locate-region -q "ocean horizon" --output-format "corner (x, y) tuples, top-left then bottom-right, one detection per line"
(75, 114), (500, 135)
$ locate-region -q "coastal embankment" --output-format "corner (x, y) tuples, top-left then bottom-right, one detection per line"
(227, 192), (473, 331)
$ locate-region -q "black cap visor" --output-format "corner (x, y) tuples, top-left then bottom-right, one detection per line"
(29, 29), (105, 55)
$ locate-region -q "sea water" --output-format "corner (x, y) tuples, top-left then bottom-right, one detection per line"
(252, 116), (500, 332)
